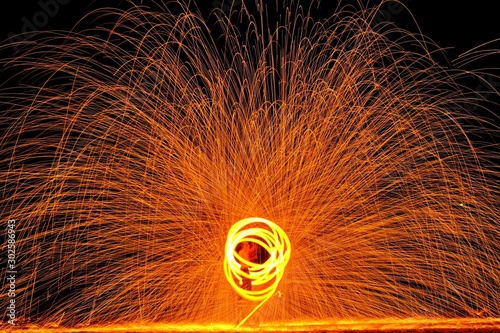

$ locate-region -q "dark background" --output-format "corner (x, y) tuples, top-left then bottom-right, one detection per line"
(1, 1), (499, 60)
(1, 1), (498, 139)
(1, 1), (499, 105)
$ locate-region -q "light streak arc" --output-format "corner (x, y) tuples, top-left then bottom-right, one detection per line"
(224, 217), (291, 326)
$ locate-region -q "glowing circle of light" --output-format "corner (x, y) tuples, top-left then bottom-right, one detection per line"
(224, 217), (291, 303)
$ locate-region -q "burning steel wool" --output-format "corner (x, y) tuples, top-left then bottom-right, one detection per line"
(0, 0), (499, 329)
(224, 217), (291, 326)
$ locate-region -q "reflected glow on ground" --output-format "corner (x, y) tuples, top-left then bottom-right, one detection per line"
(7, 318), (500, 332)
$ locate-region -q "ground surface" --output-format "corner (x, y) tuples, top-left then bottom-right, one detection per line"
(2, 318), (500, 333)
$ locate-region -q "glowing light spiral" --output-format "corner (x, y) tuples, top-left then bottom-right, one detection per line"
(224, 217), (291, 302)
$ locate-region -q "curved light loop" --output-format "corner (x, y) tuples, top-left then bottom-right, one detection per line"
(224, 217), (291, 303)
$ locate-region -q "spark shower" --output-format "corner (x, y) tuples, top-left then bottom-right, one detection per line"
(1, 0), (499, 328)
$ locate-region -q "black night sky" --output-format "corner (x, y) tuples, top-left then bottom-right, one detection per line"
(1, 1), (499, 101)
(1, 1), (499, 60)
(1, 1), (498, 145)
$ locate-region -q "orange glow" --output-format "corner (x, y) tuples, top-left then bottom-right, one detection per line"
(3, 318), (500, 332)
(224, 217), (291, 326)
(0, 0), (499, 329)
